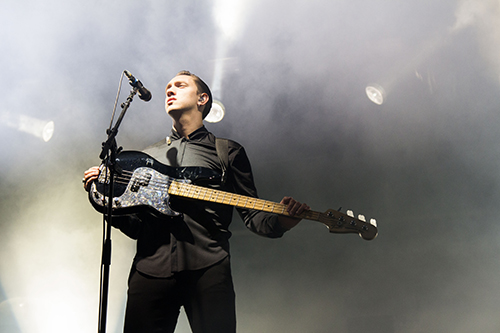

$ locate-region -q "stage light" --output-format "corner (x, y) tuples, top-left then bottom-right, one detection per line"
(205, 100), (225, 123)
(364, 2), (480, 107)
(365, 84), (386, 105)
(210, 1), (251, 124)
(1, 113), (55, 142)
(213, 0), (251, 41)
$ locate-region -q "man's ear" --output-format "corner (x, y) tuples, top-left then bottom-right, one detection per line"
(198, 93), (209, 106)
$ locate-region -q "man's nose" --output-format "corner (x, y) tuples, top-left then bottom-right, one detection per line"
(166, 87), (175, 97)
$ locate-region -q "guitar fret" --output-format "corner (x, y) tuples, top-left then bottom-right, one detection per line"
(187, 183), (196, 198)
(185, 184), (193, 197)
(254, 200), (264, 211)
(209, 189), (217, 201)
(244, 198), (257, 209)
(198, 186), (206, 201)
(199, 187), (206, 200)
(192, 186), (200, 199)
(194, 186), (203, 199)
(225, 193), (236, 205)
(263, 201), (274, 213)
(221, 192), (230, 204)
(201, 185), (208, 200)
(170, 182), (177, 194)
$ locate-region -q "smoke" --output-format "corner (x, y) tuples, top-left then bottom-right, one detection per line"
(451, 0), (490, 31)
(1, 0), (500, 332)
(449, 0), (500, 86)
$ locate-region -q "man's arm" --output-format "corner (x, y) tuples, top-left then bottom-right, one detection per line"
(229, 144), (309, 236)
(277, 196), (311, 230)
(83, 166), (100, 191)
(82, 165), (142, 239)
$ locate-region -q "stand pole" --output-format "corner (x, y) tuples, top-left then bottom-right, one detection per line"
(97, 87), (138, 333)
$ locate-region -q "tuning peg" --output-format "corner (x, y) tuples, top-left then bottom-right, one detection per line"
(370, 219), (377, 227)
(347, 210), (354, 217)
(358, 214), (366, 222)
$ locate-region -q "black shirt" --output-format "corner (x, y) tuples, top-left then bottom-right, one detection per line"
(113, 126), (288, 277)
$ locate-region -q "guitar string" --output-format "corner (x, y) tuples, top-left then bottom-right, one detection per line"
(104, 169), (289, 212)
(109, 170), (232, 202)
(111, 173), (346, 221)
(97, 171), (376, 233)
(97, 170), (375, 237)
(102, 170), (343, 222)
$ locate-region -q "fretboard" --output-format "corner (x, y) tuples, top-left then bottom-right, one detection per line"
(168, 181), (320, 221)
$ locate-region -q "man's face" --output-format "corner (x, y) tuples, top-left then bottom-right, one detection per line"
(164, 75), (200, 115)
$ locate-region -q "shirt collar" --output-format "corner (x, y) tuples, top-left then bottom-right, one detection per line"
(168, 125), (208, 143)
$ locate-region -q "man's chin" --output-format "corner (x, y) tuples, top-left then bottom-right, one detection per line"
(166, 108), (182, 118)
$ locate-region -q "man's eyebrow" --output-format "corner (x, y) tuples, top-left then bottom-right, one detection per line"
(166, 78), (190, 90)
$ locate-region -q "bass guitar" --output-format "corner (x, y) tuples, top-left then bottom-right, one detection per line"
(88, 151), (378, 240)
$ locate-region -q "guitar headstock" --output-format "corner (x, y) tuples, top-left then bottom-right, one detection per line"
(319, 208), (378, 240)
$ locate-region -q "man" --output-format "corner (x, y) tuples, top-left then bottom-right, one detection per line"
(83, 70), (309, 332)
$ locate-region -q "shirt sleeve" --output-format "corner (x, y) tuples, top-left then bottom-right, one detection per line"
(229, 144), (289, 238)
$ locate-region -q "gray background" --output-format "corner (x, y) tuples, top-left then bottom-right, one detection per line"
(1, 0), (499, 332)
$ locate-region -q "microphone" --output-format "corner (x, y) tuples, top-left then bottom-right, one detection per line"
(124, 70), (152, 102)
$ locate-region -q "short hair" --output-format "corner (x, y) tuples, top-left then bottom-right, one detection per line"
(176, 70), (212, 119)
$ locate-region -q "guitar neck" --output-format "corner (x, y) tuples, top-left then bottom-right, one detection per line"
(168, 181), (321, 221)
(168, 180), (378, 241)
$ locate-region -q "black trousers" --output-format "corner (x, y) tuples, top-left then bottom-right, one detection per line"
(123, 257), (236, 333)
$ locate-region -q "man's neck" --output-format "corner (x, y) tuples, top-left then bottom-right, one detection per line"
(171, 111), (203, 138)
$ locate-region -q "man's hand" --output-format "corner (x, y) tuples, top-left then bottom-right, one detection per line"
(83, 166), (100, 192)
(278, 196), (310, 231)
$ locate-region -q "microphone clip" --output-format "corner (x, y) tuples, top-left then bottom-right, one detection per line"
(124, 70), (152, 102)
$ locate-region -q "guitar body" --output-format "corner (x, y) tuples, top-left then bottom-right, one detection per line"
(88, 150), (221, 217)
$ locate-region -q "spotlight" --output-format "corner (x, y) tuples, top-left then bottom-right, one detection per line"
(365, 84), (386, 105)
(205, 100), (225, 123)
(1, 113), (55, 142)
(213, 0), (250, 41)
(364, 26), (455, 106)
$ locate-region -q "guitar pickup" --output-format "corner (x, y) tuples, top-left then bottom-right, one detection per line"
(130, 172), (152, 192)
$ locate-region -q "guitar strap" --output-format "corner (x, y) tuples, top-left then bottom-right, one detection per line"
(215, 137), (229, 185)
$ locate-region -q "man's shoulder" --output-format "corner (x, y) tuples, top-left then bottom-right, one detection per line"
(215, 136), (241, 147)
(143, 138), (168, 151)
(211, 135), (246, 155)
(141, 138), (170, 160)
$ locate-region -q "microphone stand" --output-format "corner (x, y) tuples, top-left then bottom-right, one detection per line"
(97, 86), (139, 333)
